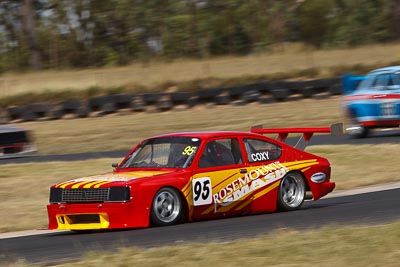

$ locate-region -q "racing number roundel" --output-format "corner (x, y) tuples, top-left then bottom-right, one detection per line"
(192, 177), (212, 206)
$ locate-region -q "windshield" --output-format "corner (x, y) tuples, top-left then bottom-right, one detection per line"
(120, 136), (202, 169)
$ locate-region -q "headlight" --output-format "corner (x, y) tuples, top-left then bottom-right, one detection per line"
(108, 186), (131, 202)
(49, 188), (63, 203)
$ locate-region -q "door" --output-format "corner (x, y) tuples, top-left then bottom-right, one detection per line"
(190, 138), (250, 219)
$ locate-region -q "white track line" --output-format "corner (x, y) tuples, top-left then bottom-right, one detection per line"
(324, 181), (400, 198)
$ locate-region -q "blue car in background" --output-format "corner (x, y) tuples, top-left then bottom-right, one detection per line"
(342, 66), (400, 137)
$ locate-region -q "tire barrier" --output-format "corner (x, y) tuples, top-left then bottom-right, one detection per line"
(197, 88), (224, 103)
(20, 103), (52, 122)
(1, 77), (343, 124)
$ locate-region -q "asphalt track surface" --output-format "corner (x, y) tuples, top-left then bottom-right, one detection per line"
(1, 187), (399, 265)
(1, 130), (399, 165)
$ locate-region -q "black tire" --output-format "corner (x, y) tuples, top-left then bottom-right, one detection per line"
(197, 88), (223, 102)
(214, 94), (231, 105)
(113, 93), (133, 109)
(142, 93), (160, 105)
(241, 90), (261, 103)
(76, 107), (89, 118)
(170, 92), (192, 105)
(301, 87), (317, 98)
(132, 100), (146, 112)
(7, 106), (26, 121)
(157, 100), (173, 111)
(277, 172), (306, 211)
(21, 109), (38, 122)
(150, 187), (184, 226)
(228, 86), (246, 100)
(61, 100), (81, 113)
(271, 89), (290, 102)
(101, 102), (116, 114)
(50, 109), (64, 120)
(88, 96), (109, 112)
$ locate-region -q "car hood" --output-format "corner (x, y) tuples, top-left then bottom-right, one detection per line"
(53, 170), (175, 188)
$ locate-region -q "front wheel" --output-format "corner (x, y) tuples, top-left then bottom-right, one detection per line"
(150, 187), (184, 226)
(277, 172), (306, 211)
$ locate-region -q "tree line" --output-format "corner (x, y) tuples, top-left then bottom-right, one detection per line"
(1, 0), (400, 72)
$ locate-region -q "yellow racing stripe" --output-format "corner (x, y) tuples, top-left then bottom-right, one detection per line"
(83, 181), (105, 188)
(93, 181), (112, 188)
(71, 181), (91, 189)
(58, 181), (78, 189)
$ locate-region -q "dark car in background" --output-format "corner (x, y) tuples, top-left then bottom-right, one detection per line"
(0, 126), (37, 159)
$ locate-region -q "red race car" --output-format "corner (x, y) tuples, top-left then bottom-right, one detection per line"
(47, 124), (342, 231)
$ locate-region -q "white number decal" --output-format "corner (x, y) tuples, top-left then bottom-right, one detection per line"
(381, 102), (396, 116)
(192, 177), (212, 206)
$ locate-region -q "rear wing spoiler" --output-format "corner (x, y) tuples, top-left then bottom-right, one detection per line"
(250, 123), (343, 150)
(342, 74), (366, 95)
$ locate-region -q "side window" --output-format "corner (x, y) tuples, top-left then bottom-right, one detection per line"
(198, 138), (243, 168)
(244, 138), (282, 163)
(373, 74), (397, 89)
(388, 73), (400, 89)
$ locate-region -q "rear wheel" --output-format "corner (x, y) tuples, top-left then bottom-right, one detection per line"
(346, 113), (369, 138)
(277, 172), (306, 211)
(150, 187), (184, 226)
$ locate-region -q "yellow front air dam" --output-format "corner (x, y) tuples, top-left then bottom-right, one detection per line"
(56, 213), (110, 230)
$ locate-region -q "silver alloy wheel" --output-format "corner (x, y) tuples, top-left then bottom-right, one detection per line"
(152, 188), (182, 225)
(278, 172), (305, 210)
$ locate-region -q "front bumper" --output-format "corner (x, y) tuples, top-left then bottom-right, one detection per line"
(47, 201), (150, 230)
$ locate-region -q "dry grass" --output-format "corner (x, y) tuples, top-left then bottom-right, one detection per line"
(1, 43), (400, 97)
(16, 96), (343, 155)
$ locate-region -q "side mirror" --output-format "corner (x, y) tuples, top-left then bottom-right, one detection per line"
(111, 163), (118, 168)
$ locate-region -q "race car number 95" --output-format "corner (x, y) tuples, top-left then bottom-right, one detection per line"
(192, 177), (212, 206)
